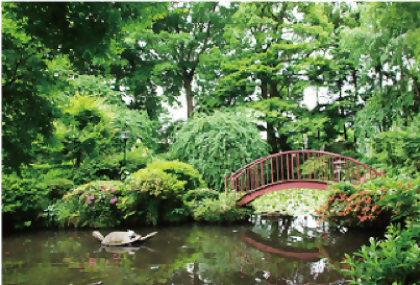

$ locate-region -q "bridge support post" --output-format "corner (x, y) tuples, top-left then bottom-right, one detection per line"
(225, 173), (227, 197)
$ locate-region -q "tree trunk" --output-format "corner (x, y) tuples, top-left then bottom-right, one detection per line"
(413, 76), (420, 106)
(316, 86), (320, 147)
(267, 82), (279, 154)
(184, 76), (195, 118)
(352, 70), (358, 144)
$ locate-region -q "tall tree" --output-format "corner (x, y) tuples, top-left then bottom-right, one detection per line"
(196, 2), (338, 153)
(341, 2), (420, 150)
(2, 2), (167, 172)
(125, 2), (238, 118)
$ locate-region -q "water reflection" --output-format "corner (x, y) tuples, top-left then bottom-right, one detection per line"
(2, 217), (380, 285)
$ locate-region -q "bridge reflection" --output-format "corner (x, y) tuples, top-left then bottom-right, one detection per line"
(225, 216), (355, 285)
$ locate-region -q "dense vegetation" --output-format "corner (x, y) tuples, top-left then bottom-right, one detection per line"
(2, 2), (420, 284)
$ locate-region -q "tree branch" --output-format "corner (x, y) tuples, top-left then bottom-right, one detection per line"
(3, 52), (37, 89)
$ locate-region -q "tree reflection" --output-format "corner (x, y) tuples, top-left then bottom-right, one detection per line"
(2, 221), (377, 285)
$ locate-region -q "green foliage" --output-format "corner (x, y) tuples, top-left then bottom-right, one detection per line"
(1, 2), (168, 172)
(52, 93), (113, 167)
(2, 173), (60, 229)
(11, 2), (168, 71)
(342, 218), (420, 285)
(55, 159), (249, 227)
(56, 181), (141, 228)
(73, 143), (150, 185)
(106, 102), (161, 154)
(170, 108), (270, 192)
(2, 3), (64, 172)
(321, 178), (420, 228)
(69, 75), (122, 105)
(146, 160), (206, 191)
(56, 160), (206, 228)
(182, 188), (220, 204)
(363, 115), (420, 178)
(125, 2), (238, 118)
(128, 168), (186, 197)
(191, 193), (251, 223)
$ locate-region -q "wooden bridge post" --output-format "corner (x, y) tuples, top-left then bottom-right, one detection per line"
(271, 156), (274, 184)
(297, 152), (300, 180)
(225, 173), (227, 197)
(291, 153), (294, 180)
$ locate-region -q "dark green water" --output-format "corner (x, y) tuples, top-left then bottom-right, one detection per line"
(2, 216), (380, 285)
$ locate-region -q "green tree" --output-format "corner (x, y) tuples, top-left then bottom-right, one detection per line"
(2, 2), (167, 172)
(124, 2), (238, 118)
(195, 3), (361, 155)
(170, 108), (270, 192)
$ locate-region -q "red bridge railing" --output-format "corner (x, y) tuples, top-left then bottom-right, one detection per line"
(225, 150), (385, 197)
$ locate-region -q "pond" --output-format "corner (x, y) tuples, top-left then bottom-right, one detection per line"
(2, 216), (382, 285)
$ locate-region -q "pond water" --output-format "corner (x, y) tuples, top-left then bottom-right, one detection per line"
(2, 216), (382, 285)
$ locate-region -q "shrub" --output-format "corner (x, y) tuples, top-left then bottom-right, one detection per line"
(55, 180), (141, 228)
(359, 114), (420, 178)
(147, 160), (206, 191)
(192, 193), (251, 223)
(56, 161), (205, 228)
(45, 178), (74, 200)
(182, 188), (220, 204)
(342, 216), (420, 285)
(74, 143), (150, 185)
(320, 177), (419, 228)
(127, 163), (198, 224)
(128, 168), (187, 197)
(2, 173), (57, 229)
(170, 107), (270, 192)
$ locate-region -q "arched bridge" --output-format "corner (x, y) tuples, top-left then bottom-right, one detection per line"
(225, 150), (385, 206)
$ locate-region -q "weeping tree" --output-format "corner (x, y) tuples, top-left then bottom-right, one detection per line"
(170, 107), (270, 192)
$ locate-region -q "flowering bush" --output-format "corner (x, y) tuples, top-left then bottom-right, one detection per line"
(55, 161), (209, 227)
(56, 180), (141, 228)
(318, 178), (419, 228)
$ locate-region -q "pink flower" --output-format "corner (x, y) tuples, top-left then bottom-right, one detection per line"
(92, 206), (95, 209)
(103, 195), (106, 199)
(74, 190), (79, 194)
(91, 189), (95, 191)
(89, 201), (92, 204)
(110, 198), (117, 204)
(90, 195), (94, 200)
(111, 189), (115, 193)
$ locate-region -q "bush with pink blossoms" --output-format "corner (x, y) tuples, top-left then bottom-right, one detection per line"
(318, 177), (420, 229)
(56, 180), (141, 228)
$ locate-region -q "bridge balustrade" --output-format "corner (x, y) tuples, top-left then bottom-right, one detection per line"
(225, 150), (384, 205)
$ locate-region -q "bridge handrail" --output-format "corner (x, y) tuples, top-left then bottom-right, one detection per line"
(226, 150), (384, 192)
